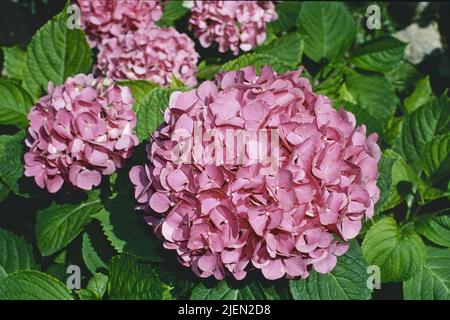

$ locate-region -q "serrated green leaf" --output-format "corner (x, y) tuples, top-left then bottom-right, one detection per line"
(0, 181), (10, 202)
(2, 46), (26, 80)
(134, 87), (178, 142)
(267, 1), (301, 34)
(298, 2), (355, 62)
(396, 94), (450, 171)
(22, 8), (92, 100)
(376, 150), (397, 213)
(93, 191), (163, 262)
(0, 270), (73, 300)
(0, 228), (37, 274)
(0, 79), (33, 128)
(0, 266), (6, 279)
(403, 247), (450, 300)
(255, 33), (303, 67)
(404, 76), (433, 114)
(415, 211), (450, 248)
(220, 53), (293, 74)
(421, 134), (450, 182)
(345, 69), (399, 126)
(386, 61), (421, 93)
(84, 273), (108, 299)
(116, 80), (159, 102)
(108, 254), (171, 300)
(81, 232), (108, 275)
(156, 0), (188, 27)
(362, 217), (425, 282)
(0, 130), (26, 195)
(196, 61), (221, 81)
(36, 191), (103, 256)
(191, 279), (290, 300)
(350, 36), (406, 73)
(289, 240), (371, 300)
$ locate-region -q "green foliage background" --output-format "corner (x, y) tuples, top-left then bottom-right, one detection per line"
(0, 1), (449, 300)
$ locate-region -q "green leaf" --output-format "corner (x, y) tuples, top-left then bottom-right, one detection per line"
(386, 61), (421, 93)
(196, 61), (221, 81)
(0, 130), (26, 195)
(0, 181), (10, 202)
(116, 80), (159, 102)
(415, 211), (450, 248)
(404, 76), (433, 114)
(0, 228), (37, 274)
(350, 36), (406, 73)
(345, 69), (399, 125)
(220, 53), (293, 74)
(289, 240), (371, 300)
(298, 2), (356, 62)
(0, 270), (73, 300)
(0, 266), (6, 279)
(362, 217), (426, 282)
(157, 0), (188, 27)
(2, 46), (26, 80)
(403, 247), (450, 300)
(134, 87), (178, 142)
(0, 79), (33, 128)
(81, 232), (108, 275)
(267, 1), (301, 34)
(191, 279), (290, 300)
(376, 150), (397, 213)
(36, 191), (103, 256)
(86, 273), (108, 299)
(93, 191), (163, 262)
(421, 134), (450, 182)
(396, 94), (450, 171)
(255, 33), (303, 67)
(22, 8), (92, 100)
(108, 254), (172, 300)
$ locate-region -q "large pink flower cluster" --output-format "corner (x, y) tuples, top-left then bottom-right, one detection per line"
(76, 0), (163, 47)
(129, 66), (380, 280)
(97, 26), (199, 86)
(24, 74), (138, 193)
(189, 1), (278, 55)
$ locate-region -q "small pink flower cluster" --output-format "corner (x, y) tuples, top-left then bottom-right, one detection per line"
(97, 27), (199, 87)
(129, 66), (380, 280)
(189, 1), (278, 55)
(24, 74), (138, 193)
(77, 0), (199, 86)
(76, 0), (163, 47)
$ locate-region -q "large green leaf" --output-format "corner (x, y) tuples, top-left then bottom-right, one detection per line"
(36, 191), (103, 256)
(362, 217), (425, 282)
(267, 1), (301, 34)
(191, 278), (289, 300)
(77, 272), (109, 300)
(403, 76), (433, 114)
(289, 240), (371, 300)
(0, 79), (32, 128)
(108, 254), (171, 300)
(415, 211), (450, 248)
(403, 247), (450, 300)
(93, 191), (163, 262)
(81, 232), (108, 275)
(22, 8), (92, 100)
(134, 87), (178, 142)
(220, 53), (293, 74)
(421, 134), (450, 182)
(0, 130), (26, 195)
(0, 228), (37, 274)
(376, 150), (397, 213)
(255, 33), (304, 67)
(297, 2), (355, 62)
(350, 36), (406, 73)
(396, 94), (450, 171)
(156, 0), (188, 27)
(1, 46), (26, 80)
(0, 270), (73, 300)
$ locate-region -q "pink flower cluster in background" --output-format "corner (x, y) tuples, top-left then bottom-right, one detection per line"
(24, 74), (138, 193)
(76, 0), (163, 47)
(129, 66), (380, 280)
(97, 26), (199, 87)
(189, 0), (278, 55)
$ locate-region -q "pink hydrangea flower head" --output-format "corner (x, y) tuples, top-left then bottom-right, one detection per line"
(76, 0), (163, 47)
(96, 26), (199, 86)
(189, 0), (278, 55)
(130, 66), (381, 280)
(24, 74), (138, 193)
